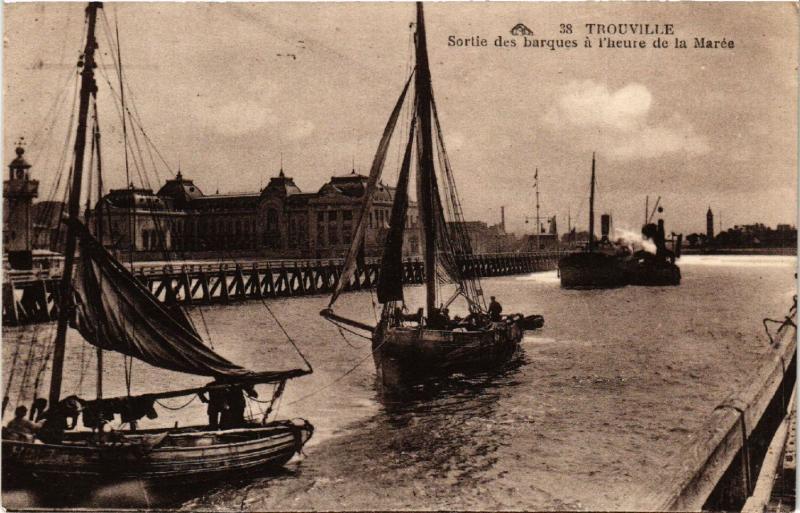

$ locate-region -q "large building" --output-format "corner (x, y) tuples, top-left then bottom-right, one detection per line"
(95, 169), (421, 260)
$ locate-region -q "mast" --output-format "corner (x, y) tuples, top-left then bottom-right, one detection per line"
(415, 2), (437, 315)
(567, 207), (571, 245)
(588, 152), (596, 252)
(49, 2), (102, 409)
(93, 105), (104, 400)
(535, 168), (540, 250)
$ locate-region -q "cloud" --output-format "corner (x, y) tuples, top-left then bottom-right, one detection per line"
(610, 118), (711, 160)
(550, 81), (651, 130)
(546, 80), (710, 160)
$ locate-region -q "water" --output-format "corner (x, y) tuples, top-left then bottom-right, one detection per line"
(2, 255), (796, 510)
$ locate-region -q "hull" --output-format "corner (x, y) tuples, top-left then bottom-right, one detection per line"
(625, 261), (681, 286)
(2, 420), (312, 487)
(373, 321), (524, 390)
(559, 252), (626, 289)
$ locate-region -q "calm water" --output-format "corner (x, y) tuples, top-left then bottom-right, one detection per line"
(2, 255), (796, 510)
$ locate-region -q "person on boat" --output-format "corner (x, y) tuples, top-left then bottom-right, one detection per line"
(427, 307), (448, 330)
(488, 296), (503, 322)
(37, 395), (85, 444)
(198, 383), (227, 429)
(4, 405), (41, 441)
(220, 384), (258, 429)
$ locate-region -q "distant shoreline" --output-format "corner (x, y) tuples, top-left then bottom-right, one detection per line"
(681, 247), (797, 256)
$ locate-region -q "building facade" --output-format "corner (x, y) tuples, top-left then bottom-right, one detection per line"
(95, 169), (421, 260)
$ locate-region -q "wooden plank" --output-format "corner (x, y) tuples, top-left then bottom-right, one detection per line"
(741, 388), (795, 513)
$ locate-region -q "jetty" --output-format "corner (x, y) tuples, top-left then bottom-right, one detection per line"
(2, 250), (566, 326)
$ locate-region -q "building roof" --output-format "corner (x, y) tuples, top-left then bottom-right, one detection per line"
(156, 171), (205, 204)
(103, 187), (171, 211)
(261, 169), (302, 198)
(191, 193), (261, 211)
(318, 170), (394, 201)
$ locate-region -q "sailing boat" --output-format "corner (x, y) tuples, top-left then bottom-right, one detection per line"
(558, 153), (626, 289)
(320, 3), (543, 391)
(3, 2), (312, 487)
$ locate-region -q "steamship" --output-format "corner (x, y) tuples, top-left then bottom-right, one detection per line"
(558, 153), (626, 289)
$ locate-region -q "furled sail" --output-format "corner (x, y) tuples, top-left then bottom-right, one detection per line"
(328, 71), (415, 308)
(376, 114), (417, 303)
(70, 219), (303, 381)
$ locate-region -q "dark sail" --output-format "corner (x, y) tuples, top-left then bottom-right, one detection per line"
(70, 220), (303, 381)
(328, 71), (415, 307)
(376, 115), (417, 303)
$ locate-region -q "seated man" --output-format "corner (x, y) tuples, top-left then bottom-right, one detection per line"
(427, 308), (445, 330)
(37, 395), (84, 444)
(4, 405), (40, 441)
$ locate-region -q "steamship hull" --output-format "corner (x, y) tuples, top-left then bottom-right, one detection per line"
(624, 258), (681, 286)
(2, 420), (312, 489)
(558, 251), (626, 289)
(372, 321), (524, 390)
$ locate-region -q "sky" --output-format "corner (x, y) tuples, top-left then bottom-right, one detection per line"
(4, 2), (797, 237)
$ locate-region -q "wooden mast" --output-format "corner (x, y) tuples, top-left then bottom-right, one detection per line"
(48, 2), (102, 409)
(93, 106), (104, 401)
(535, 168), (540, 250)
(414, 2), (437, 316)
(588, 152), (596, 252)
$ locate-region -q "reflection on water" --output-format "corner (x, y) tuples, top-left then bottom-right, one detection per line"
(2, 255), (796, 510)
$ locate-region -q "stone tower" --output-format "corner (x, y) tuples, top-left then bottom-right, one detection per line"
(706, 207), (714, 241)
(4, 144), (39, 267)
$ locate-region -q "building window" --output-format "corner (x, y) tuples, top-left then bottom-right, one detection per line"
(265, 208), (280, 248)
(328, 211), (339, 246)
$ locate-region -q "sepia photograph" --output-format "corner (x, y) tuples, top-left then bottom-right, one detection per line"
(1, 1), (797, 511)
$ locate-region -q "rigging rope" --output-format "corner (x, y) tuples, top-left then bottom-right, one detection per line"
(257, 296), (313, 372)
(2, 328), (26, 413)
(156, 394), (197, 411)
(15, 329), (41, 406)
(286, 331), (391, 406)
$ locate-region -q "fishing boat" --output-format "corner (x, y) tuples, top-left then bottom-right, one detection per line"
(2, 2), (313, 489)
(320, 3), (543, 391)
(558, 153), (626, 289)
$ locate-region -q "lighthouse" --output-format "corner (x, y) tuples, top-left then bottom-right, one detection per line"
(706, 207), (714, 242)
(3, 144), (39, 269)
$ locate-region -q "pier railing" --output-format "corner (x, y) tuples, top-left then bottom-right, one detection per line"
(2, 250), (569, 326)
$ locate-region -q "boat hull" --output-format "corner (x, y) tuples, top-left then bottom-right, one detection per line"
(625, 261), (681, 286)
(559, 252), (626, 289)
(2, 420), (312, 487)
(372, 321), (524, 390)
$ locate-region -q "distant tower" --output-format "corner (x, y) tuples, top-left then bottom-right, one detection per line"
(4, 144), (39, 268)
(500, 206), (505, 233)
(706, 207), (714, 240)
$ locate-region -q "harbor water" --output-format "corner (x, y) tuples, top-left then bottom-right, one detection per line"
(2, 254), (796, 510)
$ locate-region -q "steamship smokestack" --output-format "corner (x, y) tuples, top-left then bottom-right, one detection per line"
(601, 214), (611, 242)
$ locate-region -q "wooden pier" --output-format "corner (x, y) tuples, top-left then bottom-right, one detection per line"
(651, 312), (797, 511)
(2, 250), (567, 326)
